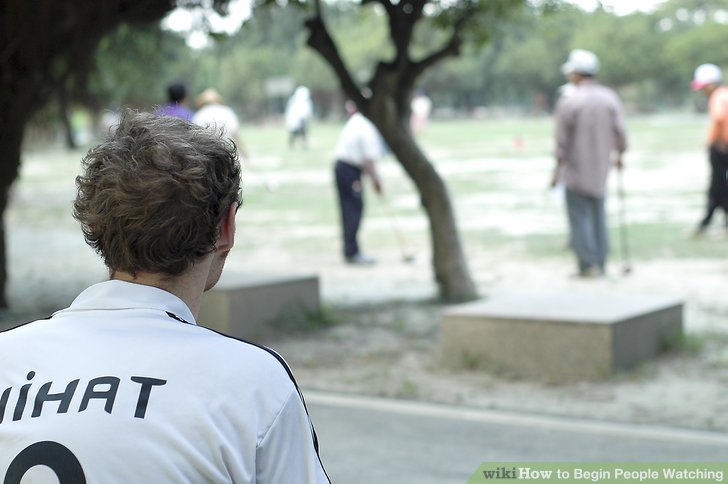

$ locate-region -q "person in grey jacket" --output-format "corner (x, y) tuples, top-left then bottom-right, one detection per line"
(551, 49), (628, 278)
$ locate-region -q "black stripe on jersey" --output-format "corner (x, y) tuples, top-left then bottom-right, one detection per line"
(167, 312), (331, 484)
(165, 311), (194, 325)
(0, 315), (52, 334)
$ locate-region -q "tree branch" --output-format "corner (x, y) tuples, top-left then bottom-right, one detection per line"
(304, 14), (365, 107)
(411, 30), (462, 78)
(410, 8), (472, 79)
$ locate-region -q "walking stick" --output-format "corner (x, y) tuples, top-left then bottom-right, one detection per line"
(616, 168), (633, 275)
(381, 196), (416, 264)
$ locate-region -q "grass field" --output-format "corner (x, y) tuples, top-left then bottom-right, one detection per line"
(11, 112), (724, 298)
(244, 113), (728, 263)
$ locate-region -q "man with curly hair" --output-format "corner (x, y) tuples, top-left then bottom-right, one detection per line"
(0, 112), (329, 483)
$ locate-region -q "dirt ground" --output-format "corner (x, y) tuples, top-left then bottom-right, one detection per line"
(255, 252), (728, 434)
(4, 242), (728, 432)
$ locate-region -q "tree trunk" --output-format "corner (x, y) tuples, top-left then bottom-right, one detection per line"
(306, 7), (479, 301)
(0, 0), (176, 308)
(0, 111), (27, 309)
(369, 108), (478, 302)
(58, 86), (78, 150)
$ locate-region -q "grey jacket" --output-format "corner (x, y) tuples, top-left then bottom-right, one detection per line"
(555, 79), (628, 198)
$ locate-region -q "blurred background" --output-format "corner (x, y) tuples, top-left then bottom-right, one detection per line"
(4, 0), (728, 481)
(26, 0), (725, 143)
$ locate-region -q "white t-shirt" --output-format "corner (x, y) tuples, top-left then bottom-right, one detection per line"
(333, 113), (386, 167)
(193, 104), (241, 142)
(285, 89), (313, 132)
(0, 280), (329, 484)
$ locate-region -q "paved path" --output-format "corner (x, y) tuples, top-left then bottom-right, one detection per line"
(306, 392), (728, 484)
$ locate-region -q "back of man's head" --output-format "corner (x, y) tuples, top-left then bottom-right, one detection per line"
(74, 111), (241, 277)
(167, 83), (187, 104)
(562, 49), (600, 77)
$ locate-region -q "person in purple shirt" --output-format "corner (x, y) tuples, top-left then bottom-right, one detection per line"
(154, 82), (194, 121)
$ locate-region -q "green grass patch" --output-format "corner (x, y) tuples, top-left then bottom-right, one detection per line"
(269, 305), (341, 334)
(15, 114), (721, 271)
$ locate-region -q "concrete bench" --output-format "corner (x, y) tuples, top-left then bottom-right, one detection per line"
(442, 292), (683, 382)
(198, 271), (320, 340)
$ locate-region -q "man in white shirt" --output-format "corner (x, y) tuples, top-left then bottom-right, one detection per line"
(0, 112), (329, 483)
(333, 102), (385, 265)
(285, 86), (314, 149)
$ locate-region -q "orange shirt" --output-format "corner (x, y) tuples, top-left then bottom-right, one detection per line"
(708, 86), (728, 145)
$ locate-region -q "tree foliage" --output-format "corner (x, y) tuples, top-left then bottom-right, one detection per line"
(88, 24), (193, 110)
(0, 0), (231, 308)
(49, 0), (728, 122)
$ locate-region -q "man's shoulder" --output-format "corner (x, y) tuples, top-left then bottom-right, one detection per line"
(1, 315), (293, 381)
(592, 82), (621, 99)
(713, 86), (728, 105)
(0, 317), (52, 339)
(186, 325), (297, 380)
(573, 82), (622, 108)
(351, 113), (378, 136)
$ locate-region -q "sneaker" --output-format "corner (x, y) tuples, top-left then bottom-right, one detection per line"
(345, 253), (376, 266)
(571, 266), (604, 279)
(580, 266), (604, 278)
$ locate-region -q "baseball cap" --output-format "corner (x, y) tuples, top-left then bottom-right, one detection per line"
(691, 63), (723, 90)
(561, 49), (600, 76)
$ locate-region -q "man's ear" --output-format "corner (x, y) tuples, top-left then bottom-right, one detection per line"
(217, 203), (237, 252)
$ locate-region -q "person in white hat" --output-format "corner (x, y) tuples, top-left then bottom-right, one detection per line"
(193, 88), (241, 146)
(691, 63), (728, 236)
(551, 49), (628, 278)
(285, 86), (314, 149)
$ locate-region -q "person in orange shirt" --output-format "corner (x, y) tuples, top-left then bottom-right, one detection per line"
(692, 63), (728, 236)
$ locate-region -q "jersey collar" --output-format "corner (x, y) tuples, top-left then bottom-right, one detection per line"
(54, 280), (197, 325)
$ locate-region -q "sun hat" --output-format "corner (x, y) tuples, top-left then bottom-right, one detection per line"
(196, 88), (224, 108)
(561, 49), (600, 76)
(691, 63), (723, 91)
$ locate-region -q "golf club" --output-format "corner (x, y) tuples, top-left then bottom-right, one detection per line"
(616, 167), (632, 275)
(381, 196), (416, 264)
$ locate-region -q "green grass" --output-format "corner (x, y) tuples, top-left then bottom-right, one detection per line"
(15, 113), (723, 267)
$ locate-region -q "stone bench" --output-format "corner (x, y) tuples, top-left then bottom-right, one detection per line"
(198, 271), (320, 340)
(441, 292), (683, 382)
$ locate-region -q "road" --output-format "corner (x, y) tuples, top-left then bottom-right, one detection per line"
(306, 392), (728, 484)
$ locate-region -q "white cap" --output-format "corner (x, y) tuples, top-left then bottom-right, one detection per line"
(691, 63), (723, 90)
(561, 49), (600, 76)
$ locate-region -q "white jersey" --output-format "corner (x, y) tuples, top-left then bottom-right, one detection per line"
(333, 113), (386, 167)
(193, 104), (241, 142)
(0, 280), (329, 484)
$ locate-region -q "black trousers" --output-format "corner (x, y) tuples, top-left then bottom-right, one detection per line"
(334, 160), (364, 257)
(699, 146), (728, 228)
(288, 121), (308, 147)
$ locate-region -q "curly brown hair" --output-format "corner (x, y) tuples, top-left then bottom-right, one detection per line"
(74, 110), (241, 277)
